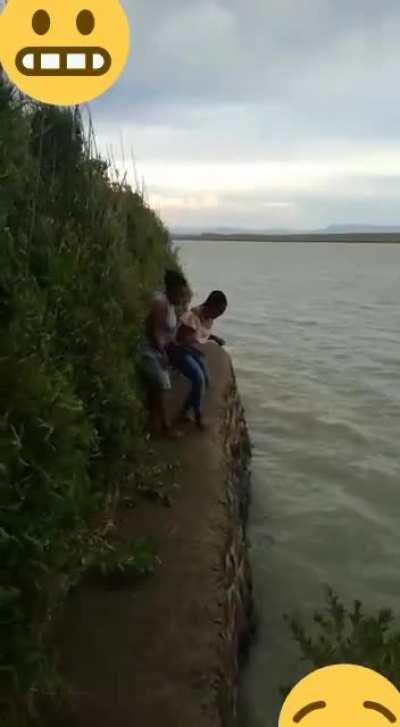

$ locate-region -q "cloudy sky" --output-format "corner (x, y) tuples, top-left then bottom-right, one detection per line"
(92, 0), (400, 231)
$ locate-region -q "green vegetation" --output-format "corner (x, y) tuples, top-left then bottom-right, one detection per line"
(87, 537), (160, 587)
(0, 78), (177, 722)
(285, 589), (400, 691)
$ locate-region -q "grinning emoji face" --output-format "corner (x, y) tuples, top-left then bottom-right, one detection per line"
(0, 0), (131, 105)
(279, 664), (400, 726)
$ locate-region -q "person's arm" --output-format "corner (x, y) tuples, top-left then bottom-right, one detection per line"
(209, 334), (226, 346)
(146, 298), (169, 356)
(179, 312), (201, 345)
(176, 323), (197, 346)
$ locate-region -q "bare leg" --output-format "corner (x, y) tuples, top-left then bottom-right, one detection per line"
(194, 412), (209, 431)
(177, 355), (208, 431)
(148, 388), (183, 438)
(159, 390), (172, 434)
(146, 388), (166, 435)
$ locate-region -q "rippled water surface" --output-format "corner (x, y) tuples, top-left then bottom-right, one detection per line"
(178, 241), (400, 726)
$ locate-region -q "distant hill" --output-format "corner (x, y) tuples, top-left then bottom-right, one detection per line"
(321, 224), (400, 234)
(173, 231), (400, 244)
(173, 223), (400, 238)
(172, 225), (299, 236)
(172, 223), (400, 243)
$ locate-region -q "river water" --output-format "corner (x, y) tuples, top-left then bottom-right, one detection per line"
(178, 241), (400, 726)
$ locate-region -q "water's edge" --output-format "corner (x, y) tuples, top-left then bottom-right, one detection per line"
(218, 363), (256, 725)
(180, 240), (400, 723)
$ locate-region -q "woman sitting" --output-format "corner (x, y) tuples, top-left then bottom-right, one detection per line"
(140, 269), (191, 437)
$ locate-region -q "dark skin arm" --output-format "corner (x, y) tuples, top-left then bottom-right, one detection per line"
(176, 323), (196, 346)
(145, 298), (170, 365)
(197, 301), (226, 346)
(209, 334), (225, 346)
(176, 324), (206, 356)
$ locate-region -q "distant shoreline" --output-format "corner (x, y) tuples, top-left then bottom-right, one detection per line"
(173, 233), (400, 244)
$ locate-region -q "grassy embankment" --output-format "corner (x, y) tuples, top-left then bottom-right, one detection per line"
(0, 78), (177, 724)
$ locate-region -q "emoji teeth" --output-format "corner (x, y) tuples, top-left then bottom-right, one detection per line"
(40, 54), (60, 71)
(22, 53), (34, 70)
(66, 53), (86, 70)
(93, 53), (105, 70)
(16, 48), (112, 77)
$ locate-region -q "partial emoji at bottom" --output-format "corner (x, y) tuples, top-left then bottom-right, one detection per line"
(279, 664), (400, 726)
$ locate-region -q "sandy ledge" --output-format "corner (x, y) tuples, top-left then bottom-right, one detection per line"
(52, 344), (254, 727)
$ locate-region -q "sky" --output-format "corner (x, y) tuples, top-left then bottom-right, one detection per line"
(91, 0), (400, 231)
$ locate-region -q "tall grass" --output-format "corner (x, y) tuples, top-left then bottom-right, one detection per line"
(0, 76), (177, 721)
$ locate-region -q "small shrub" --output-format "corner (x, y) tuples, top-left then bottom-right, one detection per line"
(284, 588), (400, 691)
(88, 537), (160, 588)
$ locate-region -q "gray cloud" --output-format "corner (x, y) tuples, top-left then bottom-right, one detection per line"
(90, 0), (400, 229)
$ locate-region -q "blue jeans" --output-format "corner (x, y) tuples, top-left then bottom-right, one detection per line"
(178, 353), (209, 419)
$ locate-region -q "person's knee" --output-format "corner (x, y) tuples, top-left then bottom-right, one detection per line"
(181, 357), (206, 395)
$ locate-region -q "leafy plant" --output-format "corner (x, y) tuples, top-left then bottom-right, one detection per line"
(88, 537), (160, 586)
(284, 588), (400, 691)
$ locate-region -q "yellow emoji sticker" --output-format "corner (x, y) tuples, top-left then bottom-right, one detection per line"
(0, 0), (131, 105)
(279, 664), (400, 726)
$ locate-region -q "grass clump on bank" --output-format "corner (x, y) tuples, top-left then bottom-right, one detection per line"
(87, 537), (160, 587)
(0, 77), (176, 722)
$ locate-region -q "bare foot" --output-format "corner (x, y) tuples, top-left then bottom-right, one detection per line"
(163, 426), (184, 440)
(150, 425), (184, 440)
(175, 411), (195, 426)
(183, 413), (195, 424)
(195, 416), (210, 432)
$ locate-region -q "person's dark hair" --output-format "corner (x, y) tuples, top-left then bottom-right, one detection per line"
(205, 291), (228, 308)
(164, 269), (188, 291)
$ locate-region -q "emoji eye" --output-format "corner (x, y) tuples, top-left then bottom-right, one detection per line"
(32, 9), (51, 35)
(293, 701), (327, 723)
(364, 701), (396, 723)
(76, 9), (95, 35)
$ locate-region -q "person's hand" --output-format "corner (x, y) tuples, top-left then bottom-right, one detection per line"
(194, 347), (205, 357)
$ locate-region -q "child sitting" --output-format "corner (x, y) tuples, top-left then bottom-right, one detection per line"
(180, 290), (228, 347)
(168, 291), (228, 430)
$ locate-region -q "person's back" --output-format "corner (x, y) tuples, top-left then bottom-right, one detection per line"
(140, 269), (190, 437)
(145, 289), (177, 350)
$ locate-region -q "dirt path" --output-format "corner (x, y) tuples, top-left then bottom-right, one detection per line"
(54, 345), (241, 727)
